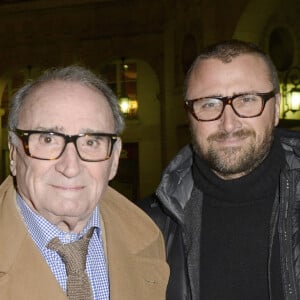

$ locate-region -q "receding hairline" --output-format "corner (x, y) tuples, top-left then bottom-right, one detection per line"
(189, 52), (271, 74)
(185, 52), (276, 96)
(8, 65), (125, 135)
(23, 78), (107, 99)
(184, 39), (280, 98)
(20, 79), (113, 115)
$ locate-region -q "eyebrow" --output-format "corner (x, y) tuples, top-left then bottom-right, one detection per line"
(33, 126), (104, 134)
(196, 91), (262, 99)
(34, 126), (64, 132)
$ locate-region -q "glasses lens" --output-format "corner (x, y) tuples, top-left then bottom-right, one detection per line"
(76, 134), (112, 161)
(233, 94), (263, 117)
(29, 132), (65, 160)
(193, 98), (223, 121)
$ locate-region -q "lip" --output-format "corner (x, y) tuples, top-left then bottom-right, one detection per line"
(215, 135), (248, 146)
(50, 184), (84, 191)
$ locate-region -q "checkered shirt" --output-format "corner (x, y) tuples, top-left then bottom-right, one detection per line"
(17, 194), (110, 300)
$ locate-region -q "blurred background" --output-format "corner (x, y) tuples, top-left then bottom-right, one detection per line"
(0, 0), (299, 201)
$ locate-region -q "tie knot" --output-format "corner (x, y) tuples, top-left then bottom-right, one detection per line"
(47, 227), (95, 275)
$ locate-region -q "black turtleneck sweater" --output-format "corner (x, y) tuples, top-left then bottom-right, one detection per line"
(193, 134), (285, 300)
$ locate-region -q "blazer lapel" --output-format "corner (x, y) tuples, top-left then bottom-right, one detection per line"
(0, 177), (67, 300)
(100, 187), (169, 300)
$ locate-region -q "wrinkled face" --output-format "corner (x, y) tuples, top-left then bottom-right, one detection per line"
(9, 80), (121, 232)
(186, 54), (280, 179)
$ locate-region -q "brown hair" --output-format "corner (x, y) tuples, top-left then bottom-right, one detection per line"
(184, 39), (280, 97)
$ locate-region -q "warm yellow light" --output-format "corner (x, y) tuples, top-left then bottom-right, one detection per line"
(119, 97), (130, 114)
(129, 100), (138, 111)
(290, 89), (300, 111)
(119, 97), (138, 118)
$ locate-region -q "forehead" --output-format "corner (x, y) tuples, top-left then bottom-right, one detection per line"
(187, 54), (272, 98)
(18, 80), (115, 133)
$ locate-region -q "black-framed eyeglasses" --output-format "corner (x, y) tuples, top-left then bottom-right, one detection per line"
(184, 90), (276, 121)
(13, 129), (118, 162)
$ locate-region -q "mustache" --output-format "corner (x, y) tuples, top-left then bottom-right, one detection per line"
(207, 129), (255, 142)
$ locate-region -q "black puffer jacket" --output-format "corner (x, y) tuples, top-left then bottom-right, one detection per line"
(138, 132), (300, 300)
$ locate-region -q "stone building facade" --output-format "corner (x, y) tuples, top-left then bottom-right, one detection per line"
(0, 0), (298, 199)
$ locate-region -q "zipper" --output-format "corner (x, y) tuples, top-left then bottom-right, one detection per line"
(278, 174), (297, 299)
(268, 190), (280, 300)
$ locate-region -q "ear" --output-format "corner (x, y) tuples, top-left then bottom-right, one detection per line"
(8, 138), (17, 176)
(274, 93), (281, 126)
(109, 138), (122, 181)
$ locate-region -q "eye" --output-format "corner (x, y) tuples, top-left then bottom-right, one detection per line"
(239, 94), (259, 103)
(198, 98), (222, 110)
(82, 136), (105, 149)
(86, 138), (100, 147)
(38, 133), (56, 144)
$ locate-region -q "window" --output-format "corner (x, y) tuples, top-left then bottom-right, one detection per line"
(102, 61), (138, 119)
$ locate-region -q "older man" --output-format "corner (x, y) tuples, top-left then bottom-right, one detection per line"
(139, 39), (300, 300)
(0, 66), (169, 300)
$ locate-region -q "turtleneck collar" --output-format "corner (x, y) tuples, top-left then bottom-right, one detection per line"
(192, 132), (285, 206)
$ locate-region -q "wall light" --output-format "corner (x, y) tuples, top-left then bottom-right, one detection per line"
(282, 66), (300, 118)
(119, 57), (138, 119)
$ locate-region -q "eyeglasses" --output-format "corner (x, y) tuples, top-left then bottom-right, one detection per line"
(13, 129), (118, 162)
(184, 90), (275, 121)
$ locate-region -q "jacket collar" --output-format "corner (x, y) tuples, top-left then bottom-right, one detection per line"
(156, 144), (195, 224)
(0, 176), (67, 299)
(100, 186), (169, 299)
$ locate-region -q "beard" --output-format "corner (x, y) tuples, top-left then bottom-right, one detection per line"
(192, 126), (275, 179)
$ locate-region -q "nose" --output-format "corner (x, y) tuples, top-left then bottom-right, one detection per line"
(55, 142), (82, 178)
(219, 104), (242, 133)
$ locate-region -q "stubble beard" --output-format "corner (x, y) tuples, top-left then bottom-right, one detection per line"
(192, 127), (275, 179)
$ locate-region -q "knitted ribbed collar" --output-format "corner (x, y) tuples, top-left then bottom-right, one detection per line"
(192, 132), (285, 206)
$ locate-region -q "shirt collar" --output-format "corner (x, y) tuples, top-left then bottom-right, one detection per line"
(16, 193), (101, 248)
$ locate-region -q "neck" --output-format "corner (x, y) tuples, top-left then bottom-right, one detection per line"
(192, 132), (285, 204)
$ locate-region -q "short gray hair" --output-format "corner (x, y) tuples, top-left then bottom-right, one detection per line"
(8, 65), (125, 136)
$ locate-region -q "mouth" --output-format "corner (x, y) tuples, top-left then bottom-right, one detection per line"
(215, 135), (248, 145)
(50, 184), (84, 191)
(210, 130), (253, 146)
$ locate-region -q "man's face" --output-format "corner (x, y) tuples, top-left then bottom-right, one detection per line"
(186, 54), (280, 179)
(9, 80), (121, 232)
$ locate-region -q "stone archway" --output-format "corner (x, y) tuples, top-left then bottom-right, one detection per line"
(233, 0), (300, 122)
(233, 0), (281, 43)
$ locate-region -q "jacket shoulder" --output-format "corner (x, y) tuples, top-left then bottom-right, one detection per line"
(137, 194), (171, 233)
(278, 129), (300, 167)
(101, 187), (167, 257)
(137, 194), (180, 253)
(138, 194), (189, 300)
